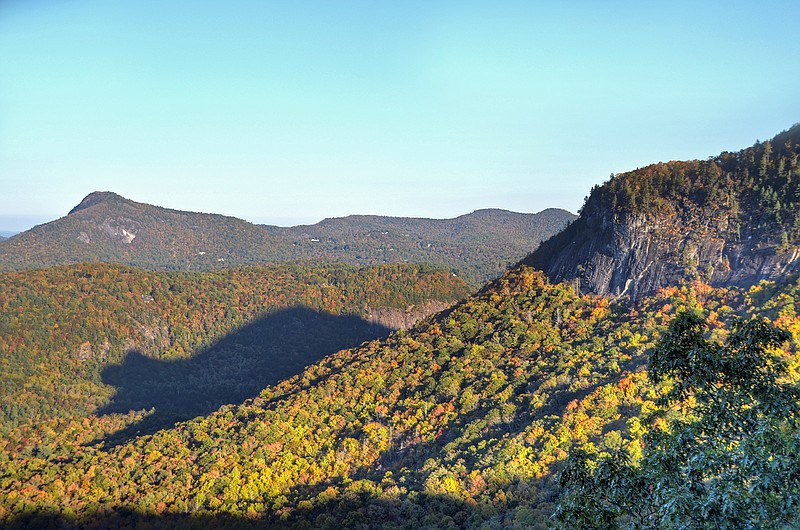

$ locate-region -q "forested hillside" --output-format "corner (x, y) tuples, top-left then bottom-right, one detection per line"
(263, 208), (576, 285)
(0, 193), (573, 286)
(527, 123), (800, 299)
(0, 262), (470, 437)
(0, 192), (293, 273)
(2, 263), (798, 528)
(3, 126), (800, 529)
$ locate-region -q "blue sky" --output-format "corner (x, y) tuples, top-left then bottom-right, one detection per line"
(1, 1), (799, 231)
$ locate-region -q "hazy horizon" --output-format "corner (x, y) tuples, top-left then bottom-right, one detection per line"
(2, 1), (799, 229)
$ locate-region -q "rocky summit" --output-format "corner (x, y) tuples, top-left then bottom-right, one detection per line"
(527, 124), (800, 299)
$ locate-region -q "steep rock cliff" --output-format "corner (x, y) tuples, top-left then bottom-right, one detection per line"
(527, 123), (800, 299)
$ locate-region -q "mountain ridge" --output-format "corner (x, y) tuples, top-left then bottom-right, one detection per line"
(285, 207), (571, 226)
(526, 123), (800, 299)
(2, 124), (800, 528)
(0, 192), (575, 285)
(0, 191), (287, 274)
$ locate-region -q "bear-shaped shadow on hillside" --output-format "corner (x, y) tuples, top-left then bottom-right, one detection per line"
(93, 306), (392, 447)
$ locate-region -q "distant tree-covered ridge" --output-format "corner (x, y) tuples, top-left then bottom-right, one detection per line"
(262, 208), (576, 286)
(0, 262), (470, 434)
(0, 192), (293, 274)
(0, 191), (575, 286)
(2, 263), (798, 528)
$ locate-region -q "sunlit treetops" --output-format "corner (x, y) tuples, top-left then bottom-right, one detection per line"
(1, 263), (798, 528)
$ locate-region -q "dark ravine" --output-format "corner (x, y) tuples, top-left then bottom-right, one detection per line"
(527, 123), (800, 299)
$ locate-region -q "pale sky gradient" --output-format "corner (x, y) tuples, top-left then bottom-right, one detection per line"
(2, 1), (799, 231)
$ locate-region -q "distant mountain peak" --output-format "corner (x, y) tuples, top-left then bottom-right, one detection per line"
(4, 191), (573, 283)
(68, 191), (128, 215)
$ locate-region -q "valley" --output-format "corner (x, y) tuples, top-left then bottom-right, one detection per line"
(0, 262), (469, 437)
(1, 124), (799, 528)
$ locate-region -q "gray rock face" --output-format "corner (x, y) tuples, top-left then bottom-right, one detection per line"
(526, 198), (800, 300)
(366, 300), (452, 330)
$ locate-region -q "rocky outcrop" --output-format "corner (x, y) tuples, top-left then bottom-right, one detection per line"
(527, 195), (800, 301)
(366, 300), (452, 330)
(526, 127), (800, 300)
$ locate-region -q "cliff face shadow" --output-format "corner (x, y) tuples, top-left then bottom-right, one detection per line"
(95, 307), (391, 446)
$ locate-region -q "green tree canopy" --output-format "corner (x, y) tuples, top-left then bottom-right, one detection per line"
(555, 311), (800, 529)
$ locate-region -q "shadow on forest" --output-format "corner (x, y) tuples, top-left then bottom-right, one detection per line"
(92, 307), (391, 447)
